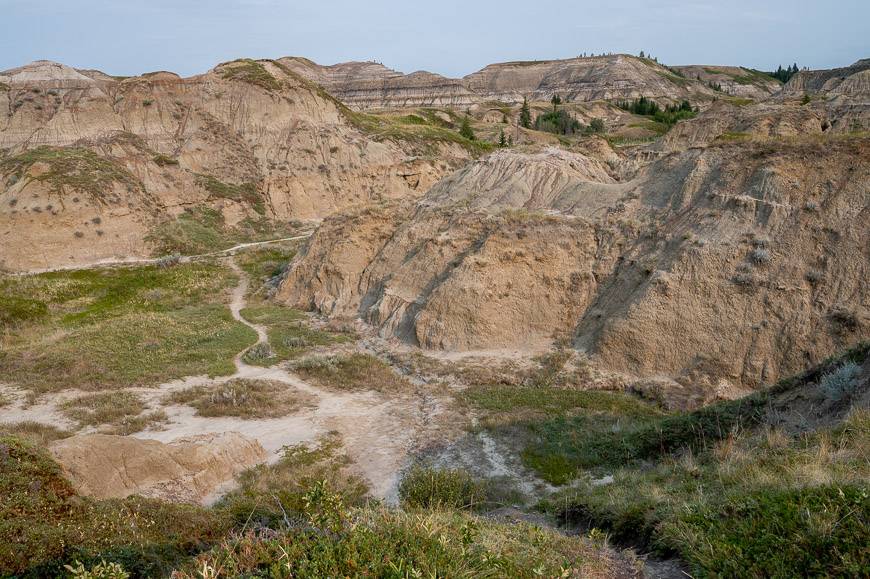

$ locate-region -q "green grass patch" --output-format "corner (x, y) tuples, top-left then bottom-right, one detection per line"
(218, 59), (281, 91)
(667, 485), (869, 577)
(716, 131), (752, 142)
(0, 146), (144, 204)
(239, 305), (350, 363)
(551, 409), (870, 576)
(234, 244), (297, 296)
(146, 207), (300, 256)
(464, 384), (660, 420)
(195, 174), (265, 215)
(0, 262), (256, 393)
(399, 466), (489, 511)
(175, 506), (620, 579)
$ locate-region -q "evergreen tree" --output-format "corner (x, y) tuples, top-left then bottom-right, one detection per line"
(459, 115), (475, 141)
(519, 98), (532, 129)
(551, 93), (562, 112)
(498, 130), (507, 147)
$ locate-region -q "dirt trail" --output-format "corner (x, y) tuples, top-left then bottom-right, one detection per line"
(1, 250), (449, 503)
(9, 233), (314, 276)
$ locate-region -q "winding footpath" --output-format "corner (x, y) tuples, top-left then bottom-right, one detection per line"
(1, 245), (446, 503)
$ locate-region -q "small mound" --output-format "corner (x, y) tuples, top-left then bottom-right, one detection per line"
(50, 432), (267, 502)
(164, 378), (315, 419)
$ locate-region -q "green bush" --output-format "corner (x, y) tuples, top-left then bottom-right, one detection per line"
(665, 485), (870, 577)
(399, 466), (489, 510)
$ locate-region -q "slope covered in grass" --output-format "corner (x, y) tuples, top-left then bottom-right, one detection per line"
(0, 261), (256, 394)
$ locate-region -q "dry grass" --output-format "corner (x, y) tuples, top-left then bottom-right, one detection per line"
(164, 379), (314, 419)
(0, 421), (72, 445)
(60, 391), (145, 429)
(288, 353), (413, 393)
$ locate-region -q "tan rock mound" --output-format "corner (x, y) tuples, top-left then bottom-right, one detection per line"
(50, 432), (267, 503)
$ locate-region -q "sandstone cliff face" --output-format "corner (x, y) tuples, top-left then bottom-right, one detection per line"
(278, 58), (479, 110)
(278, 139), (869, 389)
(284, 54), (717, 110)
(782, 59), (870, 97)
(463, 55), (716, 103)
(670, 65), (782, 100)
(0, 60), (468, 269)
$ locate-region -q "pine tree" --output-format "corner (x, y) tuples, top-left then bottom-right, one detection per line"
(498, 130), (507, 147)
(519, 98), (532, 129)
(551, 94), (562, 112)
(459, 115), (475, 140)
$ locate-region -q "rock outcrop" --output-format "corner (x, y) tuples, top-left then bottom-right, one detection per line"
(284, 54), (718, 110)
(670, 65), (782, 100)
(464, 54), (716, 104)
(278, 58), (479, 110)
(278, 138), (869, 390)
(50, 432), (267, 503)
(782, 59), (870, 98)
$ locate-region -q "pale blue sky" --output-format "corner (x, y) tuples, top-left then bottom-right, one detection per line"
(1, 0), (867, 77)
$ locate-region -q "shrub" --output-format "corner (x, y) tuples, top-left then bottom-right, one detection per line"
(399, 466), (489, 511)
(152, 154), (179, 167)
(587, 118), (606, 134)
(155, 253), (181, 268)
(458, 115), (476, 141)
(242, 342), (274, 364)
(750, 248), (772, 264)
(819, 362), (862, 401)
(64, 560), (130, 579)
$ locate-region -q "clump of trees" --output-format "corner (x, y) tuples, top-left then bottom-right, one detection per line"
(770, 63), (800, 83)
(535, 109), (581, 134)
(618, 97), (697, 125)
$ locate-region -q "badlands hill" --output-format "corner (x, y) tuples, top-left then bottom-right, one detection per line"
(278, 58), (870, 391)
(285, 54), (737, 110)
(0, 59), (471, 270)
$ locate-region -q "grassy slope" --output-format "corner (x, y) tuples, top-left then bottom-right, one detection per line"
(539, 343), (870, 577)
(0, 261), (256, 394)
(1, 433), (628, 578)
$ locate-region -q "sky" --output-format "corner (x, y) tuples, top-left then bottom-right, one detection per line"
(1, 0), (867, 78)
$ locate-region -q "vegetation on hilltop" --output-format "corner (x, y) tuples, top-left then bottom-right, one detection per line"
(0, 146), (145, 204)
